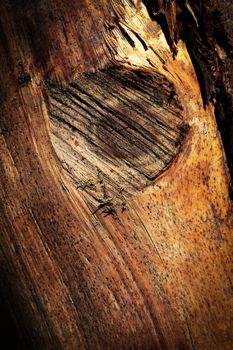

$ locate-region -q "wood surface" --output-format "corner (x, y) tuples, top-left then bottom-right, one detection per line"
(0, 0), (232, 349)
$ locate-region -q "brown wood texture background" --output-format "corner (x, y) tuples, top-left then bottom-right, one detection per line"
(0, 0), (232, 349)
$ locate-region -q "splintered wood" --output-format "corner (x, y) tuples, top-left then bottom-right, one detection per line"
(0, 0), (232, 349)
(45, 0), (189, 212)
(47, 67), (185, 208)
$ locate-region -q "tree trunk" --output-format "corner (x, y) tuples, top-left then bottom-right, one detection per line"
(0, 1), (232, 349)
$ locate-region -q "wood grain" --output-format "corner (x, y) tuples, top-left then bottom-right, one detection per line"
(47, 66), (185, 209)
(0, 0), (232, 349)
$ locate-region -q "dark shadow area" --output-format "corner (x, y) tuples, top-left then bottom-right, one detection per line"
(0, 267), (26, 349)
(142, 0), (233, 198)
(0, 262), (59, 350)
(0, 294), (23, 349)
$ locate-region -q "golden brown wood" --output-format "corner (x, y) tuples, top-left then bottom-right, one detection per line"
(0, 1), (232, 349)
(47, 67), (185, 209)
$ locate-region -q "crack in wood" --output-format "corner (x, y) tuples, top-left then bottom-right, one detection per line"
(46, 66), (186, 209)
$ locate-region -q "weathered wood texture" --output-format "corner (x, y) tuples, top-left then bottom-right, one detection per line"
(143, 0), (233, 191)
(0, 0), (232, 349)
(47, 67), (185, 209)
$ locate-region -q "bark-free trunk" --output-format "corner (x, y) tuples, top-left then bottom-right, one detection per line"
(0, 1), (232, 349)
